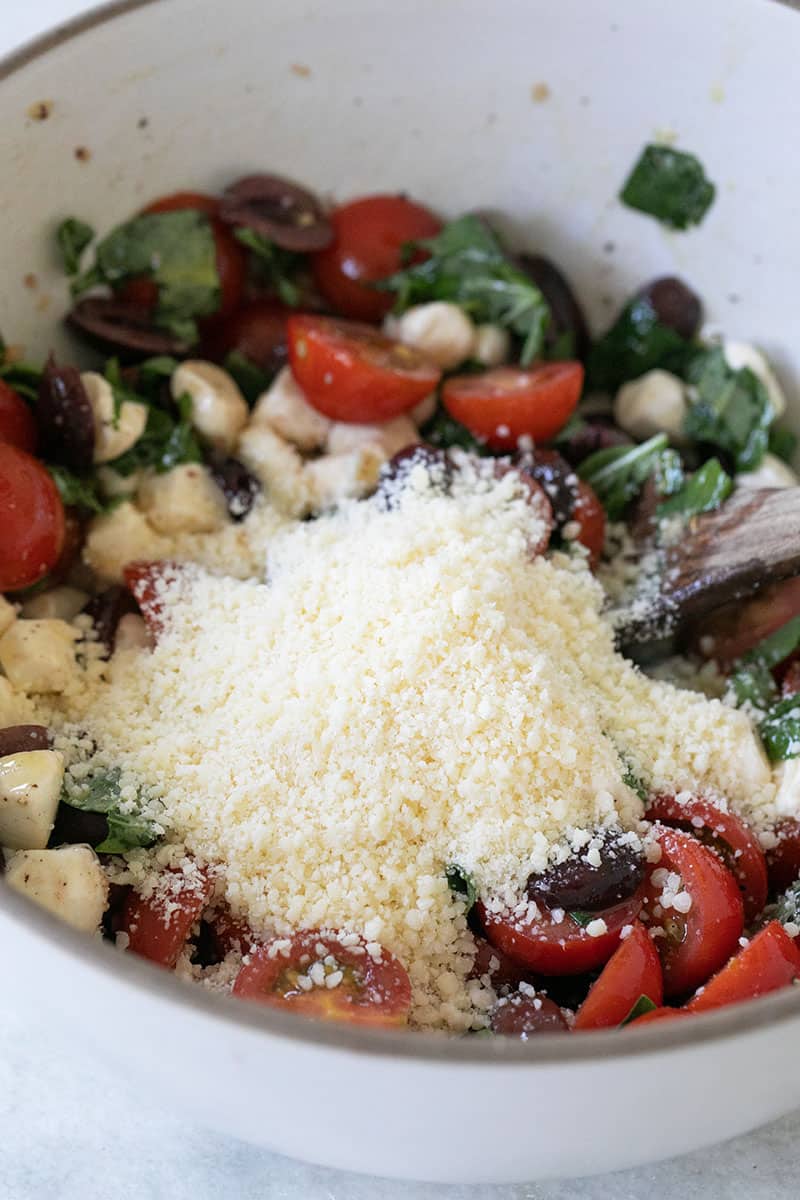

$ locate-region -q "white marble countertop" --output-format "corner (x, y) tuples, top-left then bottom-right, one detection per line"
(3, 3), (800, 1196)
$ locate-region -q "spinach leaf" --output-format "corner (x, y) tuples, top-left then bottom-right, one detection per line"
(587, 293), (692, 392)
(56, 217), (95, 275)
(110, 392), (202, 476)
(729, 615), (800, 709)
(445, 863), (478, 909)
(620, 994), (658, 1026)
(72, 211), (220, 344)
(769, 426), (798, 464)
(48, 464), (119, 515)
(620, 144), (716, 230)
(683, 346), (772, 472)
(578, 433), (674, 520)
(759, 696), (800, 762)
(234, 228), (304, 307)
(378, 215), (550, 365)
(656, 457), (732, 519)
(63, 767), (162, 854)
(223, 350), (272, 405)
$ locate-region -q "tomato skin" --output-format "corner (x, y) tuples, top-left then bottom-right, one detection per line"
(643, 827), (744, 998)
(311, 194), (441, 322)
(123, 560), (182, 638)
(287, 314), (441, 422)
(479, 890), (645, 977)
(686, 922), (800, 1014)
(0, 444), (65, 592)
(201, 298), (289, 373)
(573, 922), (663, 1030)
(0, 380), (37, 453)
(442, 362), (583, 451)
(571, 479), (605, 569)
(490, 993), (569, 1036)
(232, 931), (412, 1027)
(765, 818), (800, 895)
(629, 1005), (689, 1026)
(690, 578), (800, 669)
(122, 867), (214, 969)
(645, 794), (768, 923)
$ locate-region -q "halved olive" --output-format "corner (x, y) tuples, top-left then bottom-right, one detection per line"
(36, 354), (95, 468)
(528, 833), (646, 912)
(68, 297), (190, 358)
(517, 253), (590, 361)
(636, 276), (702, 341)
(219, 174), (333, 252)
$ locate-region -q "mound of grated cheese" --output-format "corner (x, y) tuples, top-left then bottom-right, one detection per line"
(46, 459), (776, 1029)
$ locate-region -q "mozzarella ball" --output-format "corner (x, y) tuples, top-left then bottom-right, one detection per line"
(81, 371), (148, 465)
(614, 370), (688, 443)
(723, 340), (787, 419)
(472, 324), (511, 367)
(171, 360), (249, 454)
(736, 453), (798, 490)
(5, 846), (108, 932)
(385, 302), (476, 370)
(250, 366), (331, 452)
(137, 464), (228, 536)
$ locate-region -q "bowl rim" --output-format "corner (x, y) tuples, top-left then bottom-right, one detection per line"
(2, 0), (800, 1067)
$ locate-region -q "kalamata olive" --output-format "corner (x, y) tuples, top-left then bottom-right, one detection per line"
(556, 420), (633, 468)
(0, 724), (52, 757)
(489, 992), (569, 1036)
(68, 297), (190, 358)
(49, 803), (109, 849)
(101, 882), (131, 940)
(209, 456), (261, 521)
(636, 276), (702, 341)
(190, 919), (225, 968)
(527, 834), (646, 912)
(82, 585), (138, 655)
(219, 174), (333, 252)
(36, 354), (95, 468)
(518, 449), (579, 533)
(377, 444), (453, 509)
(517, 253), (590, 361)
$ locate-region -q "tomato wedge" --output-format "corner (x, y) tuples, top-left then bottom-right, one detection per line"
(765, 817), (800, 895)
(287, 314), (441, 422)
(0, 443), (65, 592)
(645, 794), (768, 923)
(122, 866), (214, 968)
(571, 479), (606, 569)
(441, 362), (583, 451)
(0, 380), (37, 453)
(479, 890), (644, 977)
(573, 923), (663, 1030)
(232, 931), (412, 1027)
(642, 827), (744, 998)
(686, 922), (800, 1014)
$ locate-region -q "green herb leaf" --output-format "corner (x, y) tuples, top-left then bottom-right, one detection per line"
(56, 217), (95, 275)
(445, 863), (478, 909)
(110, 392), (202, 476)
(223, 350), (272, 406)
(137, 355), (181, 391)
(0, 339), (41, 402)
(683, 346), (773, 472)
(378, 215), (550, 365)
(653, 448), (685, 498)
(48, 464), (118, 515)
(768, 426), (798, 464)
(587, 294), (692, 393)
(419, 402), (488, 454)
(656, 457), (732, 519)
(759, 695), (800, 762)
(620, 994), (658, 1026)
(234, 228), (304, 307)
(567, 910), (594, 928)
(62, 767), (162, 854)
(578, 433), (672, 520)
(620, 144), (716, 230)
(775, 881), (800, 928)
(729, 615), (800, 709)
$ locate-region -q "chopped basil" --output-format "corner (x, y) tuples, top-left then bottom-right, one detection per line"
(620, 994), (658, 1026)
(587, 293), (692, 393)
(234, 228), (304, 307)
(378, 214), (550, 365)
(656, 457), (732, 519)
(137, 355), (181, 391)
(683, 346), (772, 472)
(62, 767), (162, 855)
(567, 910), (594, 928)
(48, 464), (118, 515)
(223, 350), (272, 405)
(0, 337), (41, 402)
(110, 391), (202, 476)
(621, 760), (648, 803)
(445, 863), (478, 910)
(775, 881), (800, 928)
(759, 696), (800, 762)
(768, 426), (798, 464)
(730, 615), (800, 709)
(620, 144), (716, 231)
(103, 357), (142, 425)
(578, 433), (675, 520)
(56, 217), (95, 275)
(419, 403), (487, 454)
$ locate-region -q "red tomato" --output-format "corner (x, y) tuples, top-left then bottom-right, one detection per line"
(123, 866), (214, 968)
(571, 479), (605, 569)
(686, 922), (800, 1014)
(690, 578), (800, 669)
(479, 891), (645, 977)
(645, 794), (768, 923)
(629, 1005), (689, 1026)
(642, 827), (744, 998)
(489, 993), (569, 1036)
(123, 560), (182, 638)
(0, 444), (65, 592)
(573, 922), (663, 1031)
(201, 298), (289, 373)
(311, 194), (441, 322)
(442, 363), (583, 451)
(287, 314), (441, 422)
(779, 656), (800, 698)
(0, 380), (37, 453)
(765, 818), (800, 895)
(232, 931), (412, 1027)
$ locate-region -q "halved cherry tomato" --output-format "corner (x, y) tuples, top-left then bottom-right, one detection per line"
(571, 479), (605, 569)
(201, 297), (289, 373)
(686, 922), (800, 1014)
(645, 795), (768, 923)
(123, 560), (182, 638)
(479, 890), (645, 977)
(629, 1005), (689, 1025)
(489, 992), (569, 1036)
(0, 380), (37, 453)
(232, 931), (412, 1027)
(442, 362), (583, 451)
(642, 827), (744, 998)
(573, 922), (663, 1030)
(0, 443), (65, 592)
(311, 194), (441, 322)
(765, 817), (800, 895)
(122, 866), (214, 968)
(779, 656), (800, 698)
(287, 314), (441, 422)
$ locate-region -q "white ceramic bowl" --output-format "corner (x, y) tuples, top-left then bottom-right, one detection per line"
(2, 0), (800, 1183)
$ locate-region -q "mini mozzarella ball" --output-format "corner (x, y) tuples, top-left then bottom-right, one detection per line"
(385, 302), (476, 370)
(250, 366), (331, 452)
(472, 323), (511, 367)
(614, 369), (688, 443)
(237, 424), (313, 518)
(723, 340), (786, 419)
(21, 586), (89, 622)
(81, 371), (148, 465)
(96, 465), (143, 500)
(137, 464), (228, 536)
(305, 447), (385, 509)
(0, 678), (31, 728)
(0, 596), (16, 639)
(0, 620), (77, 694)
(171, 360), (249, 454)
(0, 749), (64, 850)
(114, 612), (152, 653)
(84, 502), (170, 584)
(5, 846), (109, 932)
(774, 758), (800, 815)
(736, 452), (799, 491)
(409, 393), (437, 427)
(326, 414), (418, 459)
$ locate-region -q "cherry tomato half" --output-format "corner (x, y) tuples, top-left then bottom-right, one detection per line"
(232, 931), (412, 1027)
(0, 380), (37, 453)
(642, 827), (744, 998)
(645, 794), (768, 923)
(124, 560), (182, 639)
(0, 443), (65, 592)
(686, 922), (800, 1014)
(442, 362), (583, 451)
(779, 656), (800, 698)
(765, 817), (800, 896)
(287, 314), (441, 422)
(311, 194), (441, 322)
(122, 866), (214, 968)
(573, 922), (663, 1031)
(201, 298), (289, 374)
(629, 1005), (689, 1026)
(571, 479), (605, 569)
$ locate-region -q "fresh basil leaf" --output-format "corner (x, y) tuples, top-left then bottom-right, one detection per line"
(578, 433), (670, 520)
(545, 329), (577, 362)
(683, 346), (772, 472)
(56, 217), (95, 275)
(103, 356), (142, 424)
(138, 355), (181, 391)
(110, 392), (202, 476)
(48, 464), (118, 515)
(223, 350), (272, 406)
(587, 294), (692, 393)
(621, 994), (658, 1026)
(378, 214), (550, 365)
(656, 457), (732, 519)
(419, 403), (487, 454)
(759, 695), (800, 762)
(62, 767), (161, 854)
(567, 910), (594, 928)
(730, 615), (800, 709)
(445, 863), (478, 909)
(620, 144), (716, 231)
(769, 426), (798, 464)
(622, 760), (648, 803)
(234, 228), (304, 307)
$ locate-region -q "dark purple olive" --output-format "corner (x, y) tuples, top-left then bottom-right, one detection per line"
(377, 444), (452, 509)
(518, 449), (579, 533)
(517, 254), (590, 361)
(82, 586), (138, 656)
(36, 354), (95, 469)
(556, 420), (633, 468)
(101, 882), (131, 940)
(0, 724), (52, 757)
(68, 297), (190, 358)
(527, 833), (646, 912)
(219, 174), (333, 252)
(637, 276), (702, 341)
(49, 803), (109, 849)
(209, 456), (261, 521)
(190, 919), (225, 968)
(489, 993), (569, 1036)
